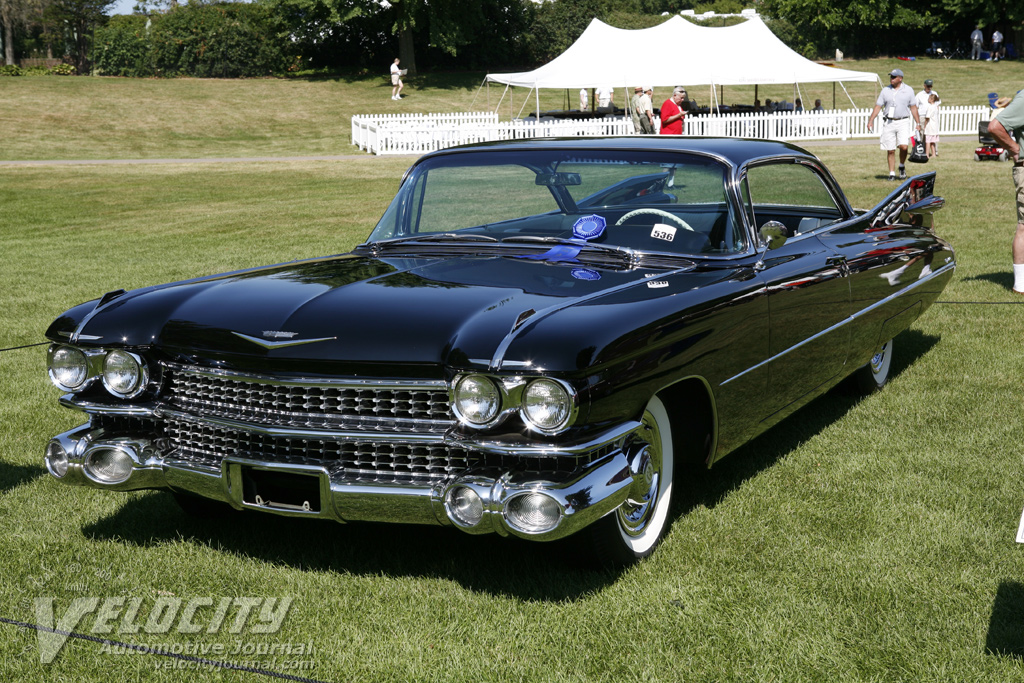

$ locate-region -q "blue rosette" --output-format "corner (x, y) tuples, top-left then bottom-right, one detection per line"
(572, 214), (607, 241)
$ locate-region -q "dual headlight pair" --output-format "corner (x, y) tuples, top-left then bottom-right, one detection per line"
(452, 374), (576, 434)
(47, 344), (149, 399)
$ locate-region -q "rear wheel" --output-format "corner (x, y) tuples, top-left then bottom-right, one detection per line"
(975, 153), (982, 161)
(578, 396), (674, 566)
(855, 338), (894, 393)
(1000, 150), (1009, 162)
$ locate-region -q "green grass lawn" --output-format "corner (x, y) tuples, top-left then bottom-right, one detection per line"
(4, 69), (1024, 681)
(2, 56), (1022, 161)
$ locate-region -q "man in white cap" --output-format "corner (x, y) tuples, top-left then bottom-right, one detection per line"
(866, 69), (923, 181)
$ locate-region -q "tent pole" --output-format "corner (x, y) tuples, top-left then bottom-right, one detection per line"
(536, 83), (540, 121)
(515, 87), (534, 120)
(470, 77), (488, 109)
(838, 81), (857, 108)
(494, 84), (510, 115)
(754, 84), (758, 108)
(833, 82), (836, 109)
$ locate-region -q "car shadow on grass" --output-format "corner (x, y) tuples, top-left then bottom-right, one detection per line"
(986, 581), (1024, 658)
(0, 461), (46, 494)
(81, 330), (939, 601)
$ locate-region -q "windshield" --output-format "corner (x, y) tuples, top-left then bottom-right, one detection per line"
(368, 149), (747, 255)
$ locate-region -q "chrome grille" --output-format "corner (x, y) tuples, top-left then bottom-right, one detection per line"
(163, 364), (452, 434)
(165, 417), (473, 479)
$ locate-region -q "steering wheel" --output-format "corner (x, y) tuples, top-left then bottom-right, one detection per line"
(615, 208), (695, 232)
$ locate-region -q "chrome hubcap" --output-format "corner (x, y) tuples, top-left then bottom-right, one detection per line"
(618, 409), (664, 537)
(870, 341), (889, 375)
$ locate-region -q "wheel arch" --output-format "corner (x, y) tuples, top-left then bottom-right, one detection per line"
(654, 375), (718, 470)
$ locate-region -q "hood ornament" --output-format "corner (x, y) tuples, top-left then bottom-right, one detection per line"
(232, 331), (337, 349)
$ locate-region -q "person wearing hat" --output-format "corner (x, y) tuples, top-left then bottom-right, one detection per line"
(630, 86), (655, 134)
(866, 69), (923, 181)
(916, 79), (940, 108)
(659, 86), (687, 135)
(641, 87), (655, 131)
(985, 90), (1024, 294)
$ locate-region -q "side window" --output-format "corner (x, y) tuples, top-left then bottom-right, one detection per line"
(746, 162), (844, 235)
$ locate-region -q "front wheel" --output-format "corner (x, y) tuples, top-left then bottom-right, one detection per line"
(577, 396), (675, 566)
(854, 338), (894, 393)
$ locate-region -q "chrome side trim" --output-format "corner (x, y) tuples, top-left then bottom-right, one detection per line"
(59, 395), (160, 417)
(448, 420), (642, 457)
(720, 260), (955, 387)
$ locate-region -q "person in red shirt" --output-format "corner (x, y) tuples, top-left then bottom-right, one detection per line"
(660, 86), (687, 135)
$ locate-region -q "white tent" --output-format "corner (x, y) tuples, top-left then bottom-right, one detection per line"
(484, 16), (880, 112)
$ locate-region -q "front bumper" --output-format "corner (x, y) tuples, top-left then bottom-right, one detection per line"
(46, 421), (651, 542)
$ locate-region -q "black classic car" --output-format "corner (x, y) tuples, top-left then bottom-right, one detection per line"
(44, 137), (954, 565)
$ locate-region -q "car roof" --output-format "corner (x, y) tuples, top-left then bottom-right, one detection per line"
(419, 136), (818, 169)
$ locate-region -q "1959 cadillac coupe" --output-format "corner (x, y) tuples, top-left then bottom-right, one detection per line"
(44, 137), (954, 564)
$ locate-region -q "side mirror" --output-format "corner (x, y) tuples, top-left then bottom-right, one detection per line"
(754, 221), (788, 272)
(759, 221), (788, 250)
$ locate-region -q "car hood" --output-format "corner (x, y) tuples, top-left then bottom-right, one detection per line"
(50, 252), (711, 370)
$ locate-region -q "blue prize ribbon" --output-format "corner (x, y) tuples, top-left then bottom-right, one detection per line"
(515, 245), (582, 262)
(572, 215), (607, 241)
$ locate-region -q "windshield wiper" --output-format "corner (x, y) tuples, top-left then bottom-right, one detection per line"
(372, 233), (500, 247)
(501, 235), (629, 255)
(499, 235), (636, 265)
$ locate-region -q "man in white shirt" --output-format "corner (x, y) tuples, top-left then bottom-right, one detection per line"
(992, 30), (1004, 61)
(971, 27), (984, 60)
(596, 86), (614, 109)
(915, 79), (939, 108)
(866, 69), (923, 181)
(390, 58), (404, 100)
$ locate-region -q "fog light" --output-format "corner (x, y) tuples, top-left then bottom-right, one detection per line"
(45, 441), (69, 478)
(446, 486), (484, 527)
(84, 447), (134, 484)
(505, 492), (561, 533)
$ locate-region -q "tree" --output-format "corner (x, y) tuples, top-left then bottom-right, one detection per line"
(1, 0), (47, 65)
(43, 0), (114, 71)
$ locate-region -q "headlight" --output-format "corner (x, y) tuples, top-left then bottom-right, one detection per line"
(453, 375), (501, 426)
(521, 379), (573, 432)
(102, 350), (147, 398)
(48, 345), (90, 391)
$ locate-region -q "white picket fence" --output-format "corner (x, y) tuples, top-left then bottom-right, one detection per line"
(351, 105), (990, 156)
(685, 105), (988, 141)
